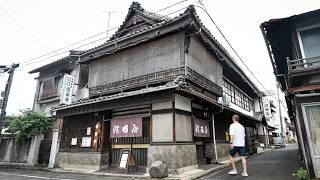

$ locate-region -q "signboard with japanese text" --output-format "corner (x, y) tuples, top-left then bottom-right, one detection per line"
(262, 97), (271, 120)
(60, 74), (75, 105)
(193, 117), (210, 137)
(110, 116), (142, 138)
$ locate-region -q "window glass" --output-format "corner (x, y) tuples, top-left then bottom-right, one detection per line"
(300, 27), (320, 62)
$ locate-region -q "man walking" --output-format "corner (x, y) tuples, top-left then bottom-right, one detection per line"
(228, 114), (248, 177)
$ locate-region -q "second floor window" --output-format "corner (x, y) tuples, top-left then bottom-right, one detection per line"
(298, 25), (320, 64)
(223, 79), (254, 112)
(38, 76), (62, 100)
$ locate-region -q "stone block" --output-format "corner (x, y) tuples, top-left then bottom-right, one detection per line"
(149, 160), (168, 178)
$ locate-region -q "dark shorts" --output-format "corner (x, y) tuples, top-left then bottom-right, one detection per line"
(229, 146), (246, 157)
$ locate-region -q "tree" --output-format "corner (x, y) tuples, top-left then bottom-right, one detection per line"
(6, 110), (51, 142)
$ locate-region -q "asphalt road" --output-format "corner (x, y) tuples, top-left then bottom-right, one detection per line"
(0, 144), (301, 180)
(203, 144), (301, 180)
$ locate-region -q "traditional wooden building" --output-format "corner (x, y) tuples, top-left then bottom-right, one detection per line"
(261, 9), (320, 178)
(45, 2), (265, 173)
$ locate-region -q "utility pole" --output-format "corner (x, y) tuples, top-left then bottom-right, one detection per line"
(276, 82), (284, 136)
(0, 63), (19, 138)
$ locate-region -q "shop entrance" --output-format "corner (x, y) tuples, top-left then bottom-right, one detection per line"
(110, 117), (150, 168)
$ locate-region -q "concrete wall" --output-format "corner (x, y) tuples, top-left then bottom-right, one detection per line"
(89, 32), (185, 88)
(216, 143), (230, 161)
(0, 138), (31, 164)
(56, 152), (109, 171)
(147, 144), (197, 171)
(187, 36), (223, 87)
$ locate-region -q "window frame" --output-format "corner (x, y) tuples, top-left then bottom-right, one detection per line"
(297, 23), (320, 59)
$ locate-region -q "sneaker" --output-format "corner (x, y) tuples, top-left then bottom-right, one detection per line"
(241, 172), (248, 177)
(228, 170), (237, 175)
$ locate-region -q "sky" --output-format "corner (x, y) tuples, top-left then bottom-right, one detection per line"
(0, 0), (319, 115)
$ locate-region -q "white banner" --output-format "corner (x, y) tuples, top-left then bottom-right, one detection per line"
(60, 74), (75, 104)
(262, 97), (272, 120)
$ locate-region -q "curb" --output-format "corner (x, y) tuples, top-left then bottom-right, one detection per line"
(47, 168), (149, 179)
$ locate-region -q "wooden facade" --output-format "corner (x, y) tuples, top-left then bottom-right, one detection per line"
(47, 2), (263, 172)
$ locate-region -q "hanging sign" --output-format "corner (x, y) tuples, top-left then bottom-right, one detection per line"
(262, 97), (272, 120)
(110, 116), (142, 138)
(60, 74), (75, 105)
(193, 117), (210, 137)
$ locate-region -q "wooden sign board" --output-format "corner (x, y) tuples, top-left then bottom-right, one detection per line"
(116, 149), (136, 174)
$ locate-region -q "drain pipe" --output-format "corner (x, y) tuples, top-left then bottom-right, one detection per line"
(212, 107), (224, 164)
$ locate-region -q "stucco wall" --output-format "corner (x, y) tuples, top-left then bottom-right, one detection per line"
(0, 138), (31, 163)
(89, 32), (185, 88)
(147, 144), (197, 170)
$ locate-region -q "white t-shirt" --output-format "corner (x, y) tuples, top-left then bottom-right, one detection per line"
(229, 122), (245, 147)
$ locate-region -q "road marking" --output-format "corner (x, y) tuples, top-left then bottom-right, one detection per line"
(0, 172), (75, 180)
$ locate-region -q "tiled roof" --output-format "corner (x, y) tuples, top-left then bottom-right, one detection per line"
(29, 55), (75, 74)
(53, 81), (180, 111)
(53, 76), (222, 111)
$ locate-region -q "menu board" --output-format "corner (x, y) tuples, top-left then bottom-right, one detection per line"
(119, 150), (129, 168)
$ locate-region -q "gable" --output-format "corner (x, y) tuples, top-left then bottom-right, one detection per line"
(110, 2), (170, 40)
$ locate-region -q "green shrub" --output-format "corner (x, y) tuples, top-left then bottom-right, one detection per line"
(6, 109), (51, 142)
(292, 168), (309, 180)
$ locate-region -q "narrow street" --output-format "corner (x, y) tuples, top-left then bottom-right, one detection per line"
(204, 144), (301, 180)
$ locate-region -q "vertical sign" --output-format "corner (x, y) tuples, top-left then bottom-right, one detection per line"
(193, 117), (210, 137)
(110, 116), (142, 138)
(60, 74), (75, 104)
(262, 97), (271, 120)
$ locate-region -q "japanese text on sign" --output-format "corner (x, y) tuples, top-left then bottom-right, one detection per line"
(262, 97), (272, 120)
(60, 74), (75, 105)
(193, 117), (210, 137)
(110, 116), (142, 138)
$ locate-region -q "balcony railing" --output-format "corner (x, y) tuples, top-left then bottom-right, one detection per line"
(39, 88), (60, 100)
(287, 56), (320, 74)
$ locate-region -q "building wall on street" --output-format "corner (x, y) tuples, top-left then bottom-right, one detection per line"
(56, 152), (108, 171)
(294, 94), (320, 177)
(147, 144), (197, 171)
(216, 143), (230, 161)
(88, 32), (185, 88)
(0, 137), (31, 164)
(33, 64), (82, 116)
(186, 36), (223, 87)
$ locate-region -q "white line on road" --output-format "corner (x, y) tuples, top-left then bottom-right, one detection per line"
(0, 172), (75, 180)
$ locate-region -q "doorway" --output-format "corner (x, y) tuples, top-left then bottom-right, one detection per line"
(302, 102), (320, 177)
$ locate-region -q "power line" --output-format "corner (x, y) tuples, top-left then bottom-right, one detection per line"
(196, 1), (277, 98)
(18, 2), (191, 70)
(0, 4), (52, 51)
(19, 27), (119, 65)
